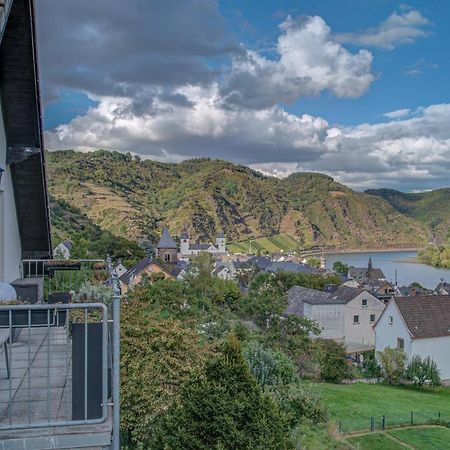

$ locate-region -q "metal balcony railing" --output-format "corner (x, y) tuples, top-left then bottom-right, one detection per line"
(0, 303), (108, 430)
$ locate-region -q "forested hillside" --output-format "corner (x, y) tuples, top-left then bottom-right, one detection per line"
(46, 150), (429, 249)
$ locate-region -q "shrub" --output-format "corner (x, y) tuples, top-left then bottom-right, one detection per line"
(361, 351), (383, 378)
(72, 281), (113, 305)
(242, 341), (297, 386)
(377, 347), (407, 384)
(317, 340), (351, 383)
(405, 355), (441, 388)
(269, 384), (329, 427)
(151, 335), (294, 450)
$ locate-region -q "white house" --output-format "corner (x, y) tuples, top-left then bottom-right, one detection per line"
(180, 229), (226, 257)
(53, 240), (72, 260)
(114, 262), (128, 278)
(374, 295), (450, 382)
(286, 285), (385, 347)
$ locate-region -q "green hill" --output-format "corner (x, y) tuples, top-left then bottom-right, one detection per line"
(46, 150), (429, 250)
(366, 188), (450, 242)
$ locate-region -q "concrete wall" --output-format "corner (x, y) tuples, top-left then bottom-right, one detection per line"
(345, 291), (386, 345)
(0, 99), (22, 283)
(374, 301), (413, 356)
(412, 337), (450, 381)
(310, 304), (345, 340)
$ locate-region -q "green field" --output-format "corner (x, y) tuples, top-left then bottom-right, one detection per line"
(228, 233), (299, 254)
(313, 383), (450, 432)
(347, 427), (450, 449)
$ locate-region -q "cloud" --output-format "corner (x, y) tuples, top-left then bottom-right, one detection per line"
(383, 108), (411, 119)
(220, 16), (375, 109)
(45, 79), (450, 191)
(336, 10), (430, 50)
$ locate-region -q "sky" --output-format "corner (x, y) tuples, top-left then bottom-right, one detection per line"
(37, 0), (450, 191)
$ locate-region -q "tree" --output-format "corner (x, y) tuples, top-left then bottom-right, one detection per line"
(307, 257), (321, 268)
(151, 336), (294, 450)
(332, 261), (349, 277)
(317, 339), (351, 383)
(406, 355), (441, 388)
(377, 347), (407, 384)
(120, 300), (209, 445)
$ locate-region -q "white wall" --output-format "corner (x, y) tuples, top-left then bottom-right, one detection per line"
(374, 300), (412, 356)
(412, 337), (450, 381)
(0, 99), (22, 282)
(310, 304), (345, 340)
(345, 291), (386, 345)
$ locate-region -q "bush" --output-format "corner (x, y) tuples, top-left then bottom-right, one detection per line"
(269, 384), (329, 427)
(406, 355), (441, 388)
(317, 340), (351, 383)
(377, 347), (407, 384)
(361, 351), (383, 378)
(243, 341), (297, 386)
(151, 335), (294, 449)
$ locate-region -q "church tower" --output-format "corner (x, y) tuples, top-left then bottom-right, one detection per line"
(215, 230), (226, 253)
(155, 227), (178, 263)
(180, 228), (190, 256)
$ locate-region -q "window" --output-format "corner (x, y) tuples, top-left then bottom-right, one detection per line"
(397, 338), (404, 350)
(370, 314), (376, 323)
(362, 298), (368, 307)
(164, 253), (171, 262)
(353, 315), (359, 324)
(389, 316), (393, 325)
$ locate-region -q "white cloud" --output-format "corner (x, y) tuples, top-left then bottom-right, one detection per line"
(383, 108), (411, 119)
(336, 10), (430, 50)
(220, 15), (375, 108)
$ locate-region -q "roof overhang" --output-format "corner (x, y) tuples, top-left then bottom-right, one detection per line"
(0, 0), (52, 259)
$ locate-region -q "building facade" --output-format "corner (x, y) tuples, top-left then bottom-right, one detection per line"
(180, 229), (226, 257)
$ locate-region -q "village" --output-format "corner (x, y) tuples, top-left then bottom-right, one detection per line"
(56, 227), (450, 385)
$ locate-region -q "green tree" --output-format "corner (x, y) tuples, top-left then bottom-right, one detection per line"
(317, 339), (351, 383)
(120, 300), (209, 445)
(151, 336), (294, 450)
(332, 261), (349, 277)
(405, 355), (441, 388)
(307, 257), (321, 268)
(378, 347), (407, 384)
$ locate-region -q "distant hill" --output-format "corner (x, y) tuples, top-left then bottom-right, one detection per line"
(46, 150), (429, 250)
(366, 188), (450, 242)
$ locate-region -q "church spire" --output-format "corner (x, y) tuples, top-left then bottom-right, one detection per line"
(368, 257), (373, 270)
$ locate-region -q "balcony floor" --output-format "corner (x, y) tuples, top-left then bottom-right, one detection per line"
(0, 327), (111, 449)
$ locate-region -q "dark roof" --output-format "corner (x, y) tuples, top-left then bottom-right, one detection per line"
(266, 261), (319, 274)
(286, 286), (346, 308)
(190, 243), (213, 250)
(330, 286), (366, 303)
(119, 257), (152, 284)
(0, 0), (51, 259)
(348, 267), (385, 282)
(435, 281), (450, 293)
(160, 261), (187, 278)
(246, 256), (271, 270)
(156, 227), (177, 249)
(393, 296), (450, 339)
(61, 240), (72, 250)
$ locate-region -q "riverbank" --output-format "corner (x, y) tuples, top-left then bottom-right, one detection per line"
(324, 246), (423, 255)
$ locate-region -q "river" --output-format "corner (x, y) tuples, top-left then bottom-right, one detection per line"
(325, 250), (450, 289)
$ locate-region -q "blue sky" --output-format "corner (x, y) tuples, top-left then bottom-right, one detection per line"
(38, 0), (450, 191)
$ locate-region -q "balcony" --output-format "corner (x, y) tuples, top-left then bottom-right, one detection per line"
(0, 260), (120, 450)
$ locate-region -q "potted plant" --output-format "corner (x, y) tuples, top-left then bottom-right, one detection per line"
(70, 282), (113, 420)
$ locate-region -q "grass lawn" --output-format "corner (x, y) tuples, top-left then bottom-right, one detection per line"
(228, 233), (298, 254)
(313, 382), (450, 432)
(389, 427), (450, 449)
(346, 433), (400, 450)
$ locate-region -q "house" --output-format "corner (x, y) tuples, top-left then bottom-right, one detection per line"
(348, 257), (385, 283)
(362, 280), (398, 302)
(119, 257), (187, 292)
(286, 285), (385, 347)
(398, 284), (433, 297)
(114, 262), (128, 278)
(0, 0), (52, 285)
(180, 229), (226, 257)
(374, 295), (450, 381)
(53, 240), (72, 259)
(434, 280), (450, 295)
(265, 261), (320, 275)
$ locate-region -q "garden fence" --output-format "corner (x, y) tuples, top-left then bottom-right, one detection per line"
(339, 411), (449, 433)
